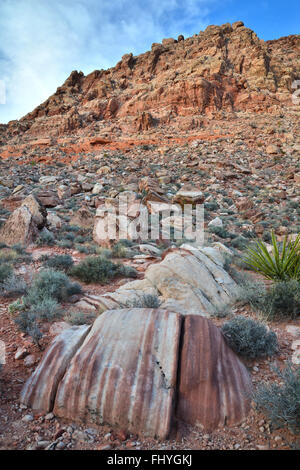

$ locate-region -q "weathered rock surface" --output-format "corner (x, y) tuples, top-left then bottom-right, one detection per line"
(177, 315), (252, 430)
(54, 309), (182, 438)
(20, 325), (91, 412)
(0, 205), (39, 246)
(0, 192), (48, 246)
(21, 194), (47, 229)
(94, 244), (237, 316)
(21, 309), (251, 439)
(1, 23), (299, 146)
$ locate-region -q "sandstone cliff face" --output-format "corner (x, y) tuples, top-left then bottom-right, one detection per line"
(0, 22), (299, 144)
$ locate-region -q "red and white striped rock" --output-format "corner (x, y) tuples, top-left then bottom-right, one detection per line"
(177, 315), (252, 430)
(54, 309), (182, 439)
(21, 309), (252, 439)
(21, 325), (91, 412)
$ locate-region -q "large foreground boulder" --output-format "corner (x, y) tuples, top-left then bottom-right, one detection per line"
(21, 309), (252, 439)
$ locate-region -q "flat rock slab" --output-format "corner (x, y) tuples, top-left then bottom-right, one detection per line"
(54, 309), (182, 439)
(21, 309), (252, 439)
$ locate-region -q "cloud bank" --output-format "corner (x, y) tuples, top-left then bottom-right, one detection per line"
(0, 0), (217, 123)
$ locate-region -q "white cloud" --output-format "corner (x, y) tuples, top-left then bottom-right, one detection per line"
(0, 0), (217, 123)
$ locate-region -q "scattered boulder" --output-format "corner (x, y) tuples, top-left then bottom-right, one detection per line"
(208, 216), (223, 227)
(21, 194), (47, 229)
(266, 144), (281, 155)
(0, 205), (39, 246)
(47, 212), (62, 229)
(70, 206), (94, 228)
(173, 186), (204, 205)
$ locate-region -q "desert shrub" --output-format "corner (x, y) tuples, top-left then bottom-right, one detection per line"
(231, 236), (249, 250)
(8, 298), (25, 314)
(70, 256), (137, 284)
(204, 201), (219, 211)
(118, 264), (138, 279)
(211, 303), (232, 319)
(0, 263), (13, 283)
(123, 294), (162, 309)
(74, 235), (89, 244)
(208, 226), (229, 238)
(221, 315), (278, 359)
(111, 242), (128, 258)
(65, 311), (96, 325)
(261, 280), (300, 320)
(14, 311), (43, 347)
(43, 254), (74, 272)
(75, 245), (89, 254)
(29, 297), (62, 321)
(70, 256), (119, 283)
(244, 232), (300, 281)
(0, 274), (27, 297)
(235, 278), (267, 311)
(57, 239), (73, 249)
(25, 269), (81, 306)
(253, 363), (300, 434)
(0, 249), (18, 264)
(36, 230), (55, 246)
(236, 279), (300, 320)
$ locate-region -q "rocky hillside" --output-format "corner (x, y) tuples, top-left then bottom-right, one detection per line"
(0, 21), (299, 149)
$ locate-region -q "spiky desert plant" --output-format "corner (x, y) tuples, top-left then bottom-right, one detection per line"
(243, 232), (300, 282)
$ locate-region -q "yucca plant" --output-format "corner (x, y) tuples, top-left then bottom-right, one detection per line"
(243, 232), (300, 282)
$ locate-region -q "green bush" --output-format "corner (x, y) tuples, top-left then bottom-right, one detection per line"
(0, 263), (13, 283)
(65, 311), (96, 325)
(123, 294), (162, 309)
(111, 242), (128, 258)
(25, 269), (81, 306)
(244, 232), (300, 281)
(36, 230), (55, 246)
(221, 315), (278, 359)
(29, 297), (62, 321)
(14, 311), (43, 346)
(0, 274), (27, 297)
(253, 363), (300, 434)
(260, 280), (300, 320)
(236, 279), (300, 320)
(70, 256), (137, 284)
(42, 254), (74, 272)
(235, 278), (267, 311)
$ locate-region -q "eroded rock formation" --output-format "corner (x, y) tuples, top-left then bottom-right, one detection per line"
(21, 309), (252, 438)
(0, 22), (299, 147)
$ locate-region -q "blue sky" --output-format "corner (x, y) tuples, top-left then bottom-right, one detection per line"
(0, 0), (299, 124)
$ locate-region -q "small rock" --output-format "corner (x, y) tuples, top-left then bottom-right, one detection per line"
(24, 354), (36, 367)
(15, 347), (29, 361)
(22, 414), (34, 422)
